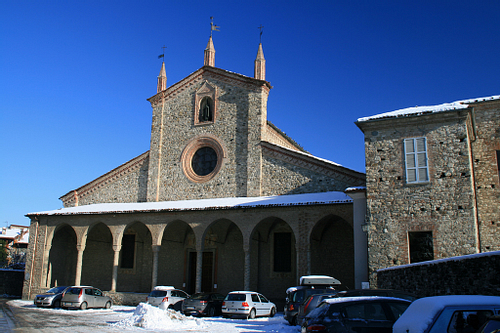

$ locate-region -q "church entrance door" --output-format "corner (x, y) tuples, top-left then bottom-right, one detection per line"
(186, 251), (215, 294)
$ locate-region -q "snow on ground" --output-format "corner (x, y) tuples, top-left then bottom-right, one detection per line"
(9, 300), (300, 332)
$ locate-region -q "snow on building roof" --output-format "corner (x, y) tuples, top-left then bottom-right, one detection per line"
(357, 95), (500, 122)
(0, 225), (29, 244)
(27, 191), (352, 216)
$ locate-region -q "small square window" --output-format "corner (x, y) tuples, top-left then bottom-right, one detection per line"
(408, 231), (434, 263)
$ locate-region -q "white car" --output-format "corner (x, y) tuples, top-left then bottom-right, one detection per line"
(146, 286), (189, 311)
(222, 291), (277, 319)
(393, 295), (500, 333)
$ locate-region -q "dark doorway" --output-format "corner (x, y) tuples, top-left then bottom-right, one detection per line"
(187, 251), (215, 294)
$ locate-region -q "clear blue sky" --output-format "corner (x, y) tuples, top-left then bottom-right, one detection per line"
(2, 1), (500, 227)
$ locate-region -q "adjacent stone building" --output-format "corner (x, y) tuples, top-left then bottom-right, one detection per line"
(356, 95), (500, 284)
(23, 37), (367, 306)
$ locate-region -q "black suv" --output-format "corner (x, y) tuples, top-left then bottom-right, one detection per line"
(284, 275), (341, 325)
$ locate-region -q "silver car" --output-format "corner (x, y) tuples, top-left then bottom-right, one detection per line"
(34, 286), (70, 308)
(222, 291), (277, 319)
(60, 286), (112, 310)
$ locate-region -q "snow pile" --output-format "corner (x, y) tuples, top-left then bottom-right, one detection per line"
(112, 302), (208, 331)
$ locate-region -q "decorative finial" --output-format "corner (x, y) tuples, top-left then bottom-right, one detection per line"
(210, 16), (220, 37)
(258, 25), (264, 43)
(158, 45), (167, 60)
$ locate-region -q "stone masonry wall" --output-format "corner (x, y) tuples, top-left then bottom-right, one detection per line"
(147, 68), (268, 201)
(377, 252), (500, 297)
(470, 100), (500, 252)
(61, 153), (149, 207)
(262, 155), (356, 196)
(360, 110), (478, 285)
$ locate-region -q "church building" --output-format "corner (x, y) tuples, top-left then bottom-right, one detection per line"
(23, 35), (366, 307)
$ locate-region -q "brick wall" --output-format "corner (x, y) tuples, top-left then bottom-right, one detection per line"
(377, 251), (500, 297)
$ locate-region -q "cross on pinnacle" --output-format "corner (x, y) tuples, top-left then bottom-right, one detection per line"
(258, 25), (264, 43)
(210, 16), (220, 37)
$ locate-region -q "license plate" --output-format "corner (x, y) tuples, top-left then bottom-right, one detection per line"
(186, 307), (194, 310)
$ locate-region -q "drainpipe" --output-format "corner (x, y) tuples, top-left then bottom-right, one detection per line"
(466, 109), (481, 253)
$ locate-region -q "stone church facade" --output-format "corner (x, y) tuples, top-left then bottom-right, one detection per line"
(356, 96), (500, 284)
(23, 37), (366, 306)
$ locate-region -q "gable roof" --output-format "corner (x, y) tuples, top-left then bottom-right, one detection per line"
(357, 95), (500, 123)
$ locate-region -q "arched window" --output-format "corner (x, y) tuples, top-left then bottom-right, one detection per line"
(199, 97), (213, 122)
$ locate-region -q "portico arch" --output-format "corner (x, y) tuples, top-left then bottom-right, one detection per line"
(201, 219), (244, 294)
(117, 221), (152, 292)
(48, 224), (77, 287)
(310, 214), (354, 289)
(157, 220), (194, 292)
(250, 217), (296, 300)
(81, 222), (113, 290)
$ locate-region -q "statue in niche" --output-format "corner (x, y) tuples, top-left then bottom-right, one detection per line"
(200, 97), (213, 122)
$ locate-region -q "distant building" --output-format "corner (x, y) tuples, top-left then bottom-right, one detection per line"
(24, 36), (367, 305)
(0, 224), (29, 267)
(356, 95), (500, 284)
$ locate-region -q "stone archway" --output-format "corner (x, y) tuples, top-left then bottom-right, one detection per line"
(310, 215), (354, 289)
(158, 220), (195, 292)
(202, 219), (244, 295)
(48, 224), (77, 287)
(81, 222), (113, 290)
(117, 222), (152, 293)
(250, 217), (296, 302)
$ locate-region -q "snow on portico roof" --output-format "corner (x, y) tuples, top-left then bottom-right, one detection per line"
(357, 95), (500, 122)
(27, 191), (352, 216)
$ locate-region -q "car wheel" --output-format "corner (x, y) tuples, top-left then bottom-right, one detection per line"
(291, 315), (297, 326)
(53, 300), (61, 308)
(80, 302), (88, 310)
(248, 308), (256, 319)
(105, 301), (112, 309)
(207, 306), (215, 317)
(269, 307), (276, 317)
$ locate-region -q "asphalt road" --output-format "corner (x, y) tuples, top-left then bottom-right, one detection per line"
(0, 298), (127, 332)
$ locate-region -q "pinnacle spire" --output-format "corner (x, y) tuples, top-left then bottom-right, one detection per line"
(254, 43), (266, 80)
(157, 62), (167, 93)
(204, 36), (215, 67)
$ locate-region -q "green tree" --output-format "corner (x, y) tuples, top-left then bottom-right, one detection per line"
(0, 239), (9, 266)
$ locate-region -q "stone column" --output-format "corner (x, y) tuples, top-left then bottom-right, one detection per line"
(42, 245), (52, 288)
(111, 245), (121, 292)
(74, 244), (86, 286)
(244, 250), (251, 291)
(151, 245), (160, 288)
(195, 250), (203, 293)
(346, 189), (368, 289)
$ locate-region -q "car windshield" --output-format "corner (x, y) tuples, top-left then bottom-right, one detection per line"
(190, 293), (210, 300)
(292, 288), (335, 303)
(149, 290), (168, 297)
(46, 286), (67, 294)
(66, 288), (82, 295)
(226, 294), (246, 301)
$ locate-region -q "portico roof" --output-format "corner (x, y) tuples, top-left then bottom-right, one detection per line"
(27, 191), (352, 216)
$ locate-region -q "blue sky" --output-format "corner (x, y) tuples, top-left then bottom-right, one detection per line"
(2, 1), (500, 227)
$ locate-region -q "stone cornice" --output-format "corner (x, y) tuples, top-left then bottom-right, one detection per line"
(60, 151), (150, 206)
(261, 141), (365, 185)
(148, 66), (271, 107)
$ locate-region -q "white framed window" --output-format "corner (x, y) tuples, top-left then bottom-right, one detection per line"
(404, 137), (429, 183)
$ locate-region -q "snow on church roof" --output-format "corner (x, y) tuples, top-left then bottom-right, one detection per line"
(357, 95), (500, 123)
(28, 191), (352, 216)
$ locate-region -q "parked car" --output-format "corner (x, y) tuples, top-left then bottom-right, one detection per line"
(34, 286), (70, 308)
(335, 289), (418, 301)
(285, 275), (342, 325)
(60, 286), (112, 310)
(393, 295), (500, 333)
(301, 296), (411, 333)
(182, 292), (225, 316)
(146, 286), (189, 311)
(477, 315), (500, 333)
(222, 291), (277, 319)
(296, 293), (338, 326)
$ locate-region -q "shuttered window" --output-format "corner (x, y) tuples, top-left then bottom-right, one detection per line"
(404, 138), (429, 183)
